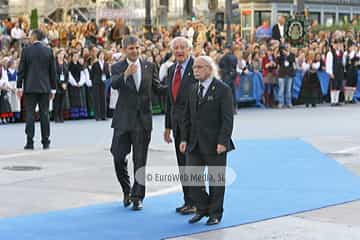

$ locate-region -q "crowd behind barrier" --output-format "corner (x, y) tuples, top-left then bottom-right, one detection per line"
(0, 16), (360, 124)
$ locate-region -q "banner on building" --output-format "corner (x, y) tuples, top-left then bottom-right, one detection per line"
(98, 8), (146, 20)
(285, 17), (306, 48)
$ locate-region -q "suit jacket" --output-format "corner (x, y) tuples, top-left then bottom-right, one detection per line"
(181, 78), (235, 155)
(111, 59), (167, 132)
(90, 61), (111, 85)
(17, 42), (57, 93)
(272, 24), (283, 41)
(165, 57), (196, 138)
(55, 61), (69, 93)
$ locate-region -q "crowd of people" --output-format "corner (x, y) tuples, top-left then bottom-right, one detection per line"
(0, 15), (360, 124)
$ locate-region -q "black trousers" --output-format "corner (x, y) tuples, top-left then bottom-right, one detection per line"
(173, 126), (193, 206)
(93, 84), (106, 120)
(111, 128), (151, 201)
(53, 92), (65, 121)
(24, 93), (51, 145)
(187, 147), (227, 220)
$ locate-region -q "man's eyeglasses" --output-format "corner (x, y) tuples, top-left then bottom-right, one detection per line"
(193, 65), (209, 70)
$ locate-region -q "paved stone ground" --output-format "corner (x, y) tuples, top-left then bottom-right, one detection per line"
(0, 104), (359, 239)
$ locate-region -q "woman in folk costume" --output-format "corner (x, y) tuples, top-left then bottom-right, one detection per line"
(301, 52), (322, 107)
(68, 52), (87, 119)
(82, 48), (95, 118)
(0, 62), (13, 124)
(78, 57), (90, 118)
(6, 58), (21, 121)
(344, 41), (358, 104)
(53, 49), (69, 123)
(326, 40), (345, 106)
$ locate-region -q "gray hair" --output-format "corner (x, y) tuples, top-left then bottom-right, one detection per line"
(170, 36), (193, 50)
(122, 35), (139, 48)
(196, 55), (220, 79)
(31, 29), (45, 41)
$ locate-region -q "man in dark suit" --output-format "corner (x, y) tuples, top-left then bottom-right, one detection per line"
(17, 29), (57, 150)
(180, 56), (235, 225)
(110, 35), (166, 211)
(218, 44), (238, 114)
(272, 16), (286, 42)
(164, 36), (197, 215)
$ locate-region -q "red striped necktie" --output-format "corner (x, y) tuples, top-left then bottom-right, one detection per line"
(172, 64), (182, 101)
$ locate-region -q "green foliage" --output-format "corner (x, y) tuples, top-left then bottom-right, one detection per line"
(30, 9), (39, 30)
(113, 0), (124, 8)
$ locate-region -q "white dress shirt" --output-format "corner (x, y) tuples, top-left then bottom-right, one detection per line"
(278, 24), (284, 38)
(326, 51), (334, 76)
(11, 27), (24, 40)
(126, 58), (142, 91)
(199, 78), (213, 97)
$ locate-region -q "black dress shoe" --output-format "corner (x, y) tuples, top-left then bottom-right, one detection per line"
(123, 194), (131, 208)
(188, 214), (205, 224)
(176, 204), (187, 213)
(43, 143), (50, 150)
(24, 144), (34, 150)
(180, 206), (196, 215)
(132, 200), (143, 211)
(206, 217), (220, 225)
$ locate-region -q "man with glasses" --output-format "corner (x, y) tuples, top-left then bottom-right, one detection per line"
(179, 56), (235, 225)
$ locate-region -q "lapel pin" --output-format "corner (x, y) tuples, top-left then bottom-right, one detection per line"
(212, 86), (215, 91)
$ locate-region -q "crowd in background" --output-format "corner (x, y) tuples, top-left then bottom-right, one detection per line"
(0, 15), (359, 124)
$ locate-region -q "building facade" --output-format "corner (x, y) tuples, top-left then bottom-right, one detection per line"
(238, 0), (360, 41)
(239, 0), (360, 29)
(5, 0), (360, 28)
(7, 0), (212, 23)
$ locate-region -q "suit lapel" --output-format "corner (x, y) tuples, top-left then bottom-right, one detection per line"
(199, 79), (216, 105)
(138, 60), (146, 93)
(182, 57), (193, 82)
(170, 57), (194, 103)
(178, 57), (194, 94)
(123, 61), (137, 92)
(168, 64), (176, 103)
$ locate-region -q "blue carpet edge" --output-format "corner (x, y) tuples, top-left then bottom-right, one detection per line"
(163, 198), (360, 240)
(1, 139), (360, 240)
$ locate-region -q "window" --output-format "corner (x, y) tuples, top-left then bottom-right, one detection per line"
(278, 11), (291, 18)
(309, 12), (321, 25)
(254, 11), (271, 28)
(339, 13), (351, 24)
(352, 14), (360, 23)
(324, 12), (336, 26)
(241, 12), (252, 28)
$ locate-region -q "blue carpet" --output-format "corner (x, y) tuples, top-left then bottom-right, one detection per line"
(1, 139), (360, 240)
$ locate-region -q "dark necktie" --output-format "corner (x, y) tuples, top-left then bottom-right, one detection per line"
(197, 84), (204, 106)
(172, 64), (182, 101)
